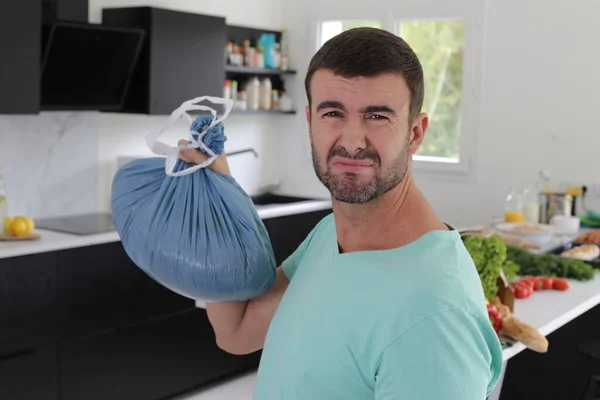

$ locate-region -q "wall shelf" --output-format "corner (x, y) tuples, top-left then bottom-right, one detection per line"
(225, 65), (296, 75)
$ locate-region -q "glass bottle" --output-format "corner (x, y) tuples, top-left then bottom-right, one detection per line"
(522, 186), (541, 223)
(505, 187), (525, 223)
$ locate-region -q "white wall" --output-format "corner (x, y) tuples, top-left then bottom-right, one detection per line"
(277, 0), (600, 227)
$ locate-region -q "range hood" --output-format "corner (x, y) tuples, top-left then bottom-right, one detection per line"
(40, 20), (146, 112)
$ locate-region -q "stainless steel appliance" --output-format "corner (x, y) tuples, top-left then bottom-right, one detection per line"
(35, 212), (115, 235)
(539, 193), (574, 224)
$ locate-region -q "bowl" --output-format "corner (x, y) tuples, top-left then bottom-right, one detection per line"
(495, 222), (554, 246)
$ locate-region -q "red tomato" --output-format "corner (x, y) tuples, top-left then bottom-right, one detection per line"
(514, 284), (533, 299)
(541, 277), (554, 290)
(518, 277), (535, 289)
(553, 278), (570, 291)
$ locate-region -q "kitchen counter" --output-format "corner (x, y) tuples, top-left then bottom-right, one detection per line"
(0, 200), (332, 260)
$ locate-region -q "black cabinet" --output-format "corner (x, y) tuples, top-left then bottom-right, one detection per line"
(59, 309), (260, 400)
(0, 252), (58, 355)
(262, 209), (332, 265)
(57, 242), (193, 340)
(0, 209), (329, 399)
(0, 0), (41, 114)
(103, 7), (227, 115)
(0, 346), (58, 400)
(501, 303), (600, 400)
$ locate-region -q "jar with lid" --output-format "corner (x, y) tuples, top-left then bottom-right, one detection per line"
(505, 187), (526, 223)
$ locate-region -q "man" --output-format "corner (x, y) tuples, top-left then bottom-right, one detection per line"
(179, 27), (503, 399)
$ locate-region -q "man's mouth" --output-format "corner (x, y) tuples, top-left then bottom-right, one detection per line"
(330, 157), (375, 173)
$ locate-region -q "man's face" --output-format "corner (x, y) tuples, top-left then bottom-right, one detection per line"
(306, 69), (427, 204)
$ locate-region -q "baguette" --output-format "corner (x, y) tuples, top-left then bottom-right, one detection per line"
(492, 298), (548, 353)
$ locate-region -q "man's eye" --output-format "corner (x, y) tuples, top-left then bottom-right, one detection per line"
(369, 114), (388, 121)
(323, 111), (342, 117)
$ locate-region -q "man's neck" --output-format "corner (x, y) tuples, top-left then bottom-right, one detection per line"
(332, 172), (447, 254)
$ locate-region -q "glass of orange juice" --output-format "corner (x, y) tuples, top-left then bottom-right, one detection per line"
(505, 187), (526, 223)
(505, 210), (525, 223)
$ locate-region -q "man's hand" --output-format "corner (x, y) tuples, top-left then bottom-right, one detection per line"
(177, 139), (231, 175)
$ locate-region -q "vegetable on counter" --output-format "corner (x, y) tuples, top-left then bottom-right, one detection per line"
(510, 276), (569, 299)
(462, 234), (519, 300)
(506, 245), (596, 281)
(487, 304), (503, 333)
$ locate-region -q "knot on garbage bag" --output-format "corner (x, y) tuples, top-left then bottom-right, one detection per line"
(190, 115), (226, 156)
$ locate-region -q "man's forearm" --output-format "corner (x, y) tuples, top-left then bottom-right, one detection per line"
(205, 301), (250, 351)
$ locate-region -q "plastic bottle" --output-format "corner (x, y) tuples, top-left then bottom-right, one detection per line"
(260, 78), (272, 110)
(0, 173), (8, 223)
(223, 80), (231, 99)
(280, 29), (290, 71)
(246, 77), (260, 111)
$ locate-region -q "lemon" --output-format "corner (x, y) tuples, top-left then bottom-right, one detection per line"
(3, 217), (14, 235)
(11, 219), (28, 237)
(23, 217), (34, 233)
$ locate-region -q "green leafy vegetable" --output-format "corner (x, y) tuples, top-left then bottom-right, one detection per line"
(502, 259), (520, 283)
(506, 245), (595, 281)
(462, 234), (508, 300)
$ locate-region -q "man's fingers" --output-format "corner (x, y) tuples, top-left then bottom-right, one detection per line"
(177, 139), (209, 164)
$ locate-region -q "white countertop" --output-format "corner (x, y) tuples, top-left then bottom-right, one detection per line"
(0, 200), (332, 260)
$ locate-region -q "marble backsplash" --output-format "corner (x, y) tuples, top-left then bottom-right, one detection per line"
(0, 112), (100, 219)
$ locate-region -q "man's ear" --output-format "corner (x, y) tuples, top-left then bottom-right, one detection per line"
(408, 113), (429, 156)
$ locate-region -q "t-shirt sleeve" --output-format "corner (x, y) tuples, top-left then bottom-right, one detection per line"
(374, 308), (503, 400)
(281, 214), (330, 281)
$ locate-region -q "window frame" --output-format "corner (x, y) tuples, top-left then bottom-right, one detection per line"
(310, 12), (481, 180)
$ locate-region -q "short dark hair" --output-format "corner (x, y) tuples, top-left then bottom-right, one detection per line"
(305, 27), (424, 122)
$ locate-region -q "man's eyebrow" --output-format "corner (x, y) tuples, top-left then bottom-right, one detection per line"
(360, 105), (397, 116)
(316, 101), (346, 112)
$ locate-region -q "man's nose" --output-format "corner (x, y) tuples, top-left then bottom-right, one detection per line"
(338, 116), (367, 155)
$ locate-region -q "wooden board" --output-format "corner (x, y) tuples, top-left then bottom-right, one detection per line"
(0, 232), (41, 241)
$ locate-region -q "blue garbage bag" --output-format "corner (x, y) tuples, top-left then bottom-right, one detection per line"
(110, 96), (277, 302)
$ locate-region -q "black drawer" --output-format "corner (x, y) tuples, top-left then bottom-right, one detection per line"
(57, 242), (194, 339)
(59, 308), (260, 400)
(0, 345), (58, 400)
(0, 252), (58, 354)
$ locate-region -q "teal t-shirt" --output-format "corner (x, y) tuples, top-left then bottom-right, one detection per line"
(253, 213), (503, 399)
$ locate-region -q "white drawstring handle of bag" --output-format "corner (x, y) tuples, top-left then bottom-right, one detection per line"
(145, 96), (234, 177)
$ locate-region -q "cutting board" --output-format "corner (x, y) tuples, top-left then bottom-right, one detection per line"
(0, 232), (41, 241)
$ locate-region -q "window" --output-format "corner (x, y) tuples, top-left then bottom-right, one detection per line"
(319, 20), (382, 48)
(398, 20), (465, 163)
